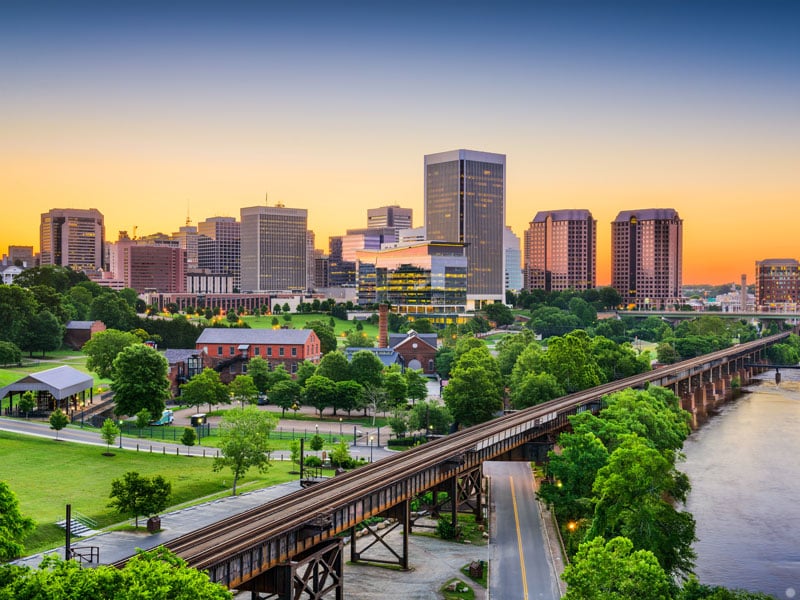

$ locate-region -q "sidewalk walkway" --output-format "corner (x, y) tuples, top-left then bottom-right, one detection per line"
(14, 481), (304, 569)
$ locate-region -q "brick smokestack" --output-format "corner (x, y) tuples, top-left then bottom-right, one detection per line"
(378, 304), (389, 348)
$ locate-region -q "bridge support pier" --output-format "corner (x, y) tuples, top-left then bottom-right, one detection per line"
(239, 539), (343, 600)
(349, 499), (410, 570)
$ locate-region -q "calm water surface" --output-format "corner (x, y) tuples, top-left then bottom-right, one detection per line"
(682, 373), (800, 599)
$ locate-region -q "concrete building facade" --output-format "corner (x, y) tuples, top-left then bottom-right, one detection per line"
(755, 259), (800, 310)
(240, 205), (307, 292)
(39, 208), (105, 272)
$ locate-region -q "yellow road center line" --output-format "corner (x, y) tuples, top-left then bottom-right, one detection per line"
(510, 475), (529, 600)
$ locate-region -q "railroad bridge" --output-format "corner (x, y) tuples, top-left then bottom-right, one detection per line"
(116, 331), (790, 599)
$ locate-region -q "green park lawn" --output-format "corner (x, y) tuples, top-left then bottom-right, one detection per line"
(241, 313), (380, 346)
(1, 430), (297, 554)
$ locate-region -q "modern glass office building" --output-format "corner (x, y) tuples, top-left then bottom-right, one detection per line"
(39, 208), (105, 272)
(425, 149), (505, 310)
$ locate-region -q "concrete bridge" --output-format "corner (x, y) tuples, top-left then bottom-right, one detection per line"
(115, 331), (790, 599)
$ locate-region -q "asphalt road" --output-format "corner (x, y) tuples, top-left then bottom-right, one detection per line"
(485, 461), (561, 600)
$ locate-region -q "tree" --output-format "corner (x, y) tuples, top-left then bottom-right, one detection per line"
(90, 293), (137, 331)
(383, 371), (408, 408)
(303, 374), (338, 417)
(270, 379), (302, 416)
(306, 320), (338, 355)
(228, 374), (259, 406)
(0, 547), (232, 598)
(512, 371), (565, 409)
(180, 368), (229, 413)
(597, 286), (623, 309)
(349, 350), (384, 388)
(0, 481), (35, 561)
(19, 309), (64, 357)
(443, 346), (504, 427)
(111, 343), (170, 418)
(404, 368), (428, 405)
(591, 336), (650, 383)
(485, 302), (514, 326)
(0, 340), (22, 365)
(408, 401), (452, 435)
(247, 355), (271, 394)
(434, 346), (457, 379)
(388, 410), (409, 438)
(0, 285), (38, 347)
(266, 362), (292, 390)
(295, 360), (317, 387)
(134, 408), (151, 434)
(100, 418), (121, 454)
(213, 406), (277, 495)
(495, 330), (536, 379)
(335, 379), (363, 415)
(330, 440), (352, 468)
(561, 536), (672, 600)
(181, 427), (196, 448)
(541, 330), (602, 394)
(49, 408), (68, 440)
(316, 350), (351, 382)
(109, 471), (171, 527)
(17, 390), (35, 420)
(309, 433), (324, 451)
(83, 329), (142, 379)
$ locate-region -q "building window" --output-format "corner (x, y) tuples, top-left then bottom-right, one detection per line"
(267, 347), (272, 356)
(254, 347), (260, 356)
(229, 365), (237, 374)
(291, 362), (298, 374)
(291, 347), (297, 357)
(217, 346), (223, 356)
(242, 363), (248, 373)
(279, 347), (285, 357)
(229, 346), (235, 356)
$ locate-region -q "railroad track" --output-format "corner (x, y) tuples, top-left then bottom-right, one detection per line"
(115, 331), (786, 572)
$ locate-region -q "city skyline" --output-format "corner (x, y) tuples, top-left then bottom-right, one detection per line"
(2, 1), (797, 285)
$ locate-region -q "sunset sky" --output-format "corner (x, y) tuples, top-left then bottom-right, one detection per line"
(1, 1), (797, 285)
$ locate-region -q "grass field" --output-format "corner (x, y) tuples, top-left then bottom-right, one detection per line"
(240, 313), (381, 347)
(0, 430), (298, 554)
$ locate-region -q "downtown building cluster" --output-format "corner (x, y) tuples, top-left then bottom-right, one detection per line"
(5, 148), (786, 315)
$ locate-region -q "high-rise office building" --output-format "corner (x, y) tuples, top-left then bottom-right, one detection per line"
(240, 204), (307, 292)
(504, 226), (523, 293)
(197, 217), (241, 290)
(172, 224), (199, 272)
(367, 205), (413, 239)
(40, 208), (105, 272)
(306, 230), (316, 291)
(328, 236), (356, 287)
(108, 232), (186, 293)
(424, 149), (505, 309)
(524, 210), (596, 292)
(755, 259), (800, 310)
(611, 208), (683, 309)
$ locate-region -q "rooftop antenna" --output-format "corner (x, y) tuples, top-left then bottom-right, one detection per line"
(186, 200), (191, 226)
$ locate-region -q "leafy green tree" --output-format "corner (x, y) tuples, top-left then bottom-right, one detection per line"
(597, 286), (623, 309)
(656, 341), (680, 364)
(404, 368), (428, 405)
(247, 355), (271, 393)
(100, 418), (121, 454)
(226, 308), (238, 323)
(330, 440), (352, 468)
(0, 340), (22, 365)
(528, 305), (581, 338)
(538, 431), (609, 522)
(290, 440), (301, 467)
(19, 309), (64, 357)
(135, 408), (151, 434)
(304, 320), (337, 354)
(349, 350), (385, 388)
(90, 293), (137, 331)
(213, 406), (277, 495)
(303, 374), (337, 417)
(388, 410), (409, 438)
(335, 379), (363, 415)
(568, 296), (597, 326)
(495, 330), (536, 379)
(0, 285), (38, 347)
(228, 374), (258, 406)
(590, 336), (651, 383)
(561, 536), (672, 600)
(295, 360), (317, 387)
(383, 371), (408, 407)
(181, 427), (196, 448)
(13, 265), (86, 293)
(408, 400), (452, 435)
(270, 379), (302, 416)
(83, 329), (142, 379)
(109, 471), (171, 527)
(541, 330), (602, 394)
(344, 330), (373, 347)
(18, 391), (35, 419)
(409, 317), (435, 333)
(49, 408), (68, 440)
(111, 344), (170, 418)
(309, 433), (324, 451)
(28, 285), (70, 323)
(434, 345), (457, 379)
(0, 481), (35, 561)
(316, 350), (351, 382)
(677, 578), (776, 600)
(485, 302), (514, 326)
(589, 435), (696, 578)
(180, 368), (229, 413)
(443, 346), (503, 427)
(512, 371), (564, 409)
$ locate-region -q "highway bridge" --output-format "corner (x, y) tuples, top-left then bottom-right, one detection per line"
(115, 331), (790, 599)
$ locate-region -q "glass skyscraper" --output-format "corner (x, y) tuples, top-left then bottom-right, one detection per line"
(424, 149), (505, 309)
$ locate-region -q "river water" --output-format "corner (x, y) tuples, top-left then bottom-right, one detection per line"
(682, 371), (800, 599)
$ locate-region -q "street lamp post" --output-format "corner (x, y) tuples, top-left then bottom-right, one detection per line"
(118, 420), (123, 449)
(339, 417), (342, 438)
(369, 435), (374, 463)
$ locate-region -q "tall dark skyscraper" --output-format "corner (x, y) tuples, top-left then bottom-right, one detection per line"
(197, 216), (241, 290)
(611, 208), (683, 309)
(424, 149), (506, 309)
(39, 208), (105, 272)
